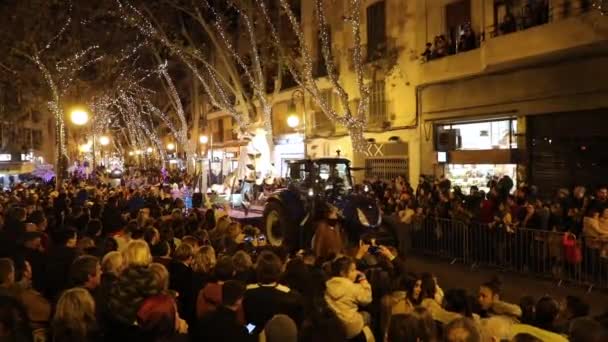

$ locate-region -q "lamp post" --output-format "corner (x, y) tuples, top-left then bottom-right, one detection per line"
(70, 108), (97, 171)
(287, 88), (307, 158)
(99, 135), (109, 168)
(199, 134), (209, 194)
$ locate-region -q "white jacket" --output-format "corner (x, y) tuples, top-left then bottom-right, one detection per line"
(325, 277), (372, 339)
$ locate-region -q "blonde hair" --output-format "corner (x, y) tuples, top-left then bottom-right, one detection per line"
(102, 251), (124, 275)
(192, 246), (216, 273)
(149, 262), (170, 291)
(53, 288), (96, 338)
(123, 240), (152, 267)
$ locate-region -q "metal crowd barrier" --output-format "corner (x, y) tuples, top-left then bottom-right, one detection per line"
(408, 216), (608, 290)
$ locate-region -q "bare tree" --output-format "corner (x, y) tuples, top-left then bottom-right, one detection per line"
(255, 0), (371, 152)
(117, 0), (287, 171)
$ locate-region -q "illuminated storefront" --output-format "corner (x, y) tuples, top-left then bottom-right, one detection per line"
(436, 118), (518, 194)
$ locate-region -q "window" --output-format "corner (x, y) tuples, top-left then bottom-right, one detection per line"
(313, 90), (335, 134)
(446, 0), (471, 42)
(315, 26), (331, 77)
(366, 1), (386, 61)
(365, 158), (408, 181)
(368, 80), (387, 125)
(440, 119), (517, 150)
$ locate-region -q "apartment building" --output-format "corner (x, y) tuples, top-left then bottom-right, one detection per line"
(196, 0), (608, 192)
(0, 81), (51, 179)
(417, 0), (608, 196)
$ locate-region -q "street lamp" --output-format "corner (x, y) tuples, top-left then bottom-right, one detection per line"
(146, 147), (153, 154)
(167, 143), (175, 151)
(199, 135), (209, 144)
(99, 136), (110, 146)
(70, 109), (89, 126)
(287, 114), (300, 128)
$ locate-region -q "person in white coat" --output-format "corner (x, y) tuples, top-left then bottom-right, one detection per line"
(324, 256), (374, 341)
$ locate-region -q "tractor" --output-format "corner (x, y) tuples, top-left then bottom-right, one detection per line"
(262, 158), (385, 249)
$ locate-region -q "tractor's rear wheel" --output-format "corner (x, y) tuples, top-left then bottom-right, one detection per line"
(263, 201), (288, 246)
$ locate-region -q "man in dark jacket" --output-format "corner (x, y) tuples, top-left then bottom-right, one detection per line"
(168, 243), (195, 326)
(196, 280), (253, 341)
(43, 228), (79, 300)
(243, 251), (303, 335)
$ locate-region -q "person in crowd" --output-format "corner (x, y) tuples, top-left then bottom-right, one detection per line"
(312, 204), (344, 260)
(51, 287), (99, 342)
(44, 228), (79, 300)
(149, 263), (171, 292)
(191, 245), (216, 297)
(196, 256), (243, 322)
(534, 296), (560, 333)
(123, 239), (153, 267)
(168, 242), (195, 325)
(244, 250), (303, 336)
(195, 280), (253, 341)
(569, 317), (604, 342)
(264, 314), (298, 342)
(0, 258), (15, 297)
(0, 295), (32, 341)
(477, 277), (522, 320)
(233, 250), (255, 284)
(68, 255), (102, 293)
(106, 244), (160, 340)
(8, 257), (51, 339)
(152, 241), (173, 267)
(419, 272), (461, 325)
(388, 307), (437, 342)
(136, 294), (188, 342)
(444, 317), (481, 342)
(324, 256), (373, 340)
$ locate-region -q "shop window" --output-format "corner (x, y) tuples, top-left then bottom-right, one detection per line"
(446, 163), (517, 194)
(440, 119), (517, 151)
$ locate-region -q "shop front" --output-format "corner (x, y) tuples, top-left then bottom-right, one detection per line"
(435, 118), (519, 194)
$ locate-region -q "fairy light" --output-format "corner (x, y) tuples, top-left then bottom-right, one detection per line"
(594, 0), (608, 15)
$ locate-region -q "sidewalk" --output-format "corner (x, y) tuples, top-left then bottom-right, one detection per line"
(404, 255), (608, 316)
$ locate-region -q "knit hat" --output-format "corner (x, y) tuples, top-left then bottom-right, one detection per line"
(264, 314), (297, 342)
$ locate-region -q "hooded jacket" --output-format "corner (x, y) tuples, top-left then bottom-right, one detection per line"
(324, 276), (372, 339)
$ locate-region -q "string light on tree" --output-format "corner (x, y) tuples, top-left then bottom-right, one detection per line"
(594, 0), (608, 15)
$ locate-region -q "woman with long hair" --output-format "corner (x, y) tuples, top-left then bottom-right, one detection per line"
(419, 273), (461, 325)
(51, 288), (98, 342)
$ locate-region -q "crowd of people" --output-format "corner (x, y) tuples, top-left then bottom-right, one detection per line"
(0, 177), (607, 342)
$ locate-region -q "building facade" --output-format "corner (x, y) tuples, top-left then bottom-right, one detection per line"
(194, 0), (608, 195)
(416, 0), (608, 196)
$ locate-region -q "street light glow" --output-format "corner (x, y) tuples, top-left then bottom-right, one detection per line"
(167, 143), (175, 151)
(70, 109), (89, 126)
(146, 147), (153, 153)
(128, 151), (134, 156)
(199, 135), (209, 144)
(287, 114), (300, 128)
(99, 136), (110, 146)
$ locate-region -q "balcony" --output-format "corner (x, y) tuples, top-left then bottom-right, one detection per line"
(420, 2), (608, 85)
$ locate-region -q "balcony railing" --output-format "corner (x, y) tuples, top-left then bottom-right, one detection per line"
(487, 0), (592, 38)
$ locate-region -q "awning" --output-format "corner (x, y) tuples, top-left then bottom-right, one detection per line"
(0, 162), (36, 175)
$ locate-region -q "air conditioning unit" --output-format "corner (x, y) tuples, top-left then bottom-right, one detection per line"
(436, 128), (461, 151)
